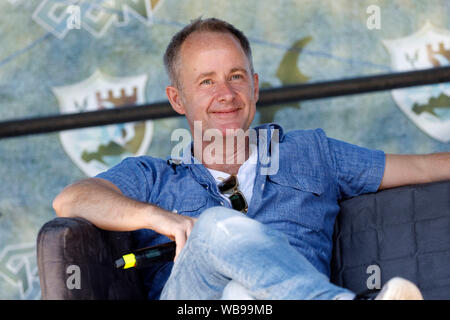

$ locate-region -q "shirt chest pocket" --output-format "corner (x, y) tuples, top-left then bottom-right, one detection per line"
(172, 197), (207, 217)
(266, 173), (326, 232)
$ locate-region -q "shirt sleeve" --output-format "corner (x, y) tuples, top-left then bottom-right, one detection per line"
(326, 136), (386, 199)
(95, 156), (153, 203)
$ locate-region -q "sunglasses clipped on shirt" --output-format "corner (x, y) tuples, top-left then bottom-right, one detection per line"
(218, 175), (248, 213)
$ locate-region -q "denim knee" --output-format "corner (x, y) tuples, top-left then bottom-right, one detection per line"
(194, 206), (242, 234)
(192, 206), (264, 244)
(221, 281), (255, 300)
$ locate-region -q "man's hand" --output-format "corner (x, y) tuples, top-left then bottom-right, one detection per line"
(149, 208), (197, 262)
(379, 152), (450, 190)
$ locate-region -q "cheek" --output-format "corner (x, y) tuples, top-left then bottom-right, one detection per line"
(233, 82), (256, 100)
(183, 94), (212, 119)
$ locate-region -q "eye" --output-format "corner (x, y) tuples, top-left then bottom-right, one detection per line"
(231, 74), (243, 80)
(200, 79), (212, 85)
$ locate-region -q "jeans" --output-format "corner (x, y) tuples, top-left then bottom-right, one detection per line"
(160, 206), (354, 300)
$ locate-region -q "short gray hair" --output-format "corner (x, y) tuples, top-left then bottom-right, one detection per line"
(163, 17), (254, 88)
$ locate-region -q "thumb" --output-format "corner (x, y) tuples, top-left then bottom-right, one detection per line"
(173, 231), (187, 262)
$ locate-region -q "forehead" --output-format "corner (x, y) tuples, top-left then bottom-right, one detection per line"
(182, 30), (241, 49)
(178, 31), (249, 69)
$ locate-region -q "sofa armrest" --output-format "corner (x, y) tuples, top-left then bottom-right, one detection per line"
(37, 217), (146, 300)
(331, 180), (450, 299)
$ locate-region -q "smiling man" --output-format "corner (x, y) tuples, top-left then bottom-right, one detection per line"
(165, 24), (259, 175)
(53, 18), (450, 300)
(165, 30), (258, 136)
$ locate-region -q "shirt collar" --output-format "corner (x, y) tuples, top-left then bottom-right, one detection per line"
(167, 123), (283, 166)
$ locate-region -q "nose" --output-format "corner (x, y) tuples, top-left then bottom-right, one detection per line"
(216, 81), (236, 103)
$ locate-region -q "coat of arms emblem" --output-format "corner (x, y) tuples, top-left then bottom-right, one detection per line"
(52, 70), (153, 176)
(383, 22), (450, 142)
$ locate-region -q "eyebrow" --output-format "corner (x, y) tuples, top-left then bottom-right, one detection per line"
(195, 68), (248, 82)
(196, 71), (216, 82)
(229, 67), (248, 74)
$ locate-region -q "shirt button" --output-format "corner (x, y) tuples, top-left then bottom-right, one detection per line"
(172, 209), (178, 214)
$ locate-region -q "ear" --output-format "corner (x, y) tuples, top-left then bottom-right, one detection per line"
(252, 73), (259, 103)
(166, 85), (185, 115)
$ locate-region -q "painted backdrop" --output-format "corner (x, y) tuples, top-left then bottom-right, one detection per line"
(0, 0), (449, 299)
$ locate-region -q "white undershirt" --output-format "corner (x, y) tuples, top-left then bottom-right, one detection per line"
(207, 146), (258, 207)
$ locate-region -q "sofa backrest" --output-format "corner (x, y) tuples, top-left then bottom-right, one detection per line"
(331, 180), (450, 299)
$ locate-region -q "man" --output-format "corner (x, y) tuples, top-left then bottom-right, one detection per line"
(53, 18), (450, 300)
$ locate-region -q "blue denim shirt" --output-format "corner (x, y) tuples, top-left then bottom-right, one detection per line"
(96, 123), (385, 299)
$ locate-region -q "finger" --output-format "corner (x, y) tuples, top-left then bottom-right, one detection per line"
(186, 221), (196, 238)
(174, 231), (187, 262)
(186, 228), (192, 239)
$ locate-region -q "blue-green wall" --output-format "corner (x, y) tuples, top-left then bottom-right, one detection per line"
(0, 0), (449, 299)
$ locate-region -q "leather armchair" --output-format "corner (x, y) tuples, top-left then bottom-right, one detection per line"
(37, 217), (146, 299)
(37, 180), (450, 299)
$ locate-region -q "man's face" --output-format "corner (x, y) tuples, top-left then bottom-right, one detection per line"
(166, 31), (259, 137)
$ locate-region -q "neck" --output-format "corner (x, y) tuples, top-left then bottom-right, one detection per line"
(194, 134), (250, 175)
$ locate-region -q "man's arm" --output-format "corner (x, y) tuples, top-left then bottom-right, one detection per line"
(52, 177), (196, 260)
(379, 152), (450, 190)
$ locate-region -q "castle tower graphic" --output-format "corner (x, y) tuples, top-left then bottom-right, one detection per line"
(382, 22), (450, 143)
(52, 70), (153, 176)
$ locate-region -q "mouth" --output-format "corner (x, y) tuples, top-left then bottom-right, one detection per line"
(210, 108), (241, 116)
(214, 110), (238, 114)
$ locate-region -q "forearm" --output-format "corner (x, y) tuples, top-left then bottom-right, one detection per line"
(419, 152), (450, 183)
(52, 178), (159, 232)
(53, 177), (198, 259)
(380, 152), (450, 190)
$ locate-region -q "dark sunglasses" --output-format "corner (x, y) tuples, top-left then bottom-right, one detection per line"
(218, 175), (248, 213)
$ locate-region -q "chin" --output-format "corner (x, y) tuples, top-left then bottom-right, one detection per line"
(216, 124), (248, 136)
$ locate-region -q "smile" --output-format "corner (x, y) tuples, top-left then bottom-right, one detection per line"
(211, 109), (240, 119)
(211, 108), (240, 115)
(215, 110), (238, 114)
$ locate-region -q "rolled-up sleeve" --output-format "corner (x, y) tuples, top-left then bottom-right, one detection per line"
(95, 156), (153, 203)
(327, 137), (385, 199)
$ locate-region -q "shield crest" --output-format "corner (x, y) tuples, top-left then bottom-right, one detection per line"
(52, 70), (153, 176)
(382, 22), (450, 142)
